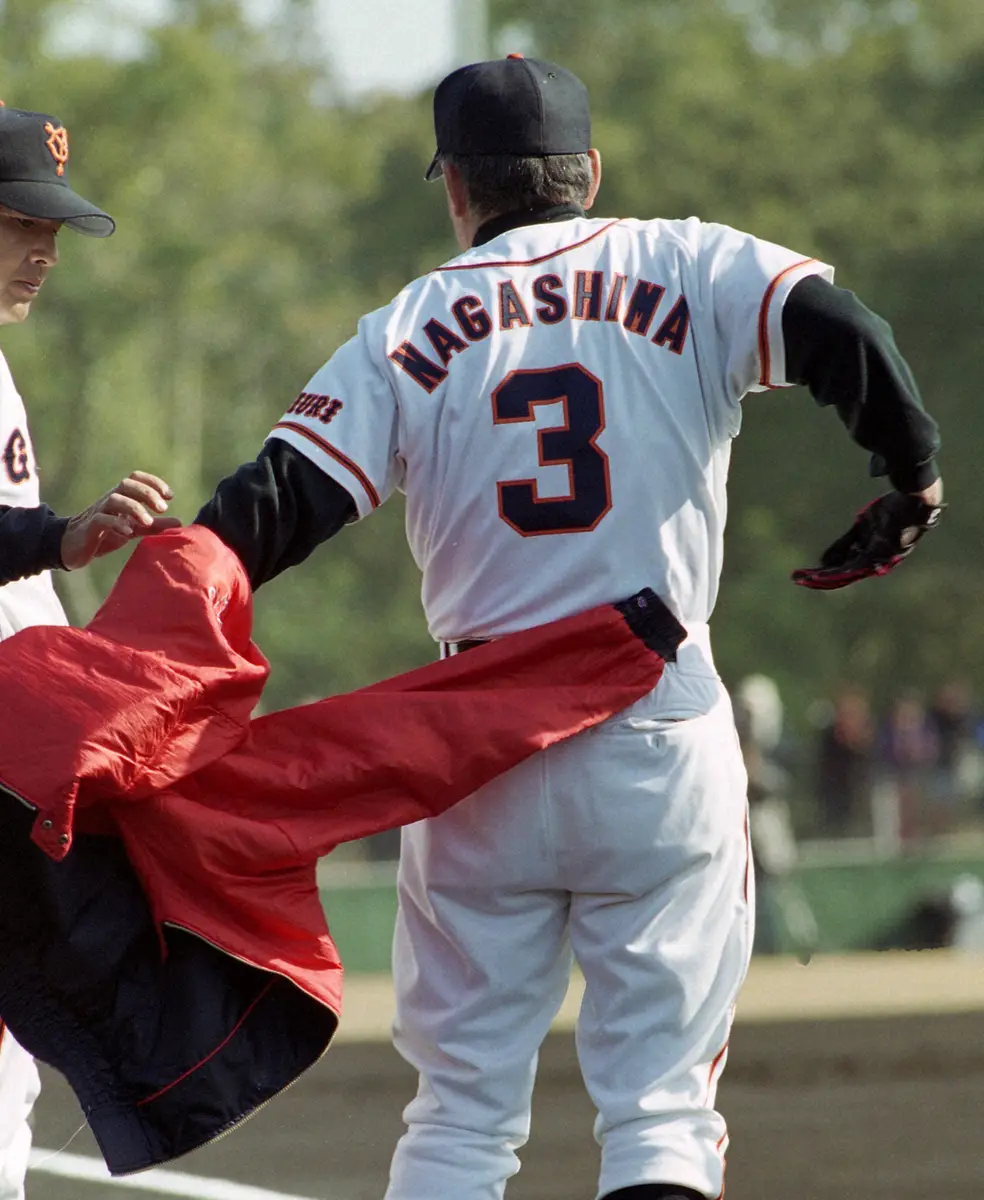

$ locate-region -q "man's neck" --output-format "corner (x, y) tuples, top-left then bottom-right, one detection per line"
(471, 202), (586, 248)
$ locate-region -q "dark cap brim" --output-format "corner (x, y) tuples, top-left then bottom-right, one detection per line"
(424, 149), (443, 182)
(0, 180), (115, 237)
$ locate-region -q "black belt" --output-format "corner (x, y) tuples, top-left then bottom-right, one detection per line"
(439, 638), (490, 659)
(438, 589), (686, 664)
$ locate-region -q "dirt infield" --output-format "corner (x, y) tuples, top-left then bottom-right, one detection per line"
(27, 952), (984, 1200)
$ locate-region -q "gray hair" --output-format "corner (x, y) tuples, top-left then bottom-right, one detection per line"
(440, 152), (593, 219)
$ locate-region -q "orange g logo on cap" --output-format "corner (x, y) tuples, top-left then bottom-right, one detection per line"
(0, 107), (112, 233)
(43, 121), (69, 177)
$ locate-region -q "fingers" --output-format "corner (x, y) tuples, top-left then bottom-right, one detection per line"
(61, 510), (130, 569)
(121, 471), (174, 505)
(791, 553), (906, 590)
(61, 473), (180, 569)
(85, 474), (174, 531)
(143, 515), (183, 535)
(108, 514), (183, 538)
(791, 567), (865, 590)
(102, 473), (175, 526)
(96, 494), (155, 531)
(913, 478), (943, 507)
(88, 510), (182, 549)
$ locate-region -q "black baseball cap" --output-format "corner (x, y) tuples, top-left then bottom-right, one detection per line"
(0, 105), (115, 237)
(425, 54), (591, 181)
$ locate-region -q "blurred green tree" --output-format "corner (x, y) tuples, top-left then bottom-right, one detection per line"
(1, 0), (980, 728)
(1, 0), (447, 703)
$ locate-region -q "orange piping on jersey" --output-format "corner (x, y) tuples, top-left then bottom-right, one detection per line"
(757, 258), (818, 388)
(705, 1038), (729, 1105)
(435, 220), (621, 272)
(710, 1042), (732, 1198)
(272, 421), (381, 509)
(716, 1128), (730, 1199)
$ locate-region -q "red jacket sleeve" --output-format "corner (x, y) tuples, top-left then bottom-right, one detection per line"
(0, 527), (268, 857)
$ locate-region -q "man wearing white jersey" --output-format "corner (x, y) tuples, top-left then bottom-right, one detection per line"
(194, 57), (942, 1200)
(0, 104), (177, 1200)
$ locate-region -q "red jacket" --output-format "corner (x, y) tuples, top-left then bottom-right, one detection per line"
(0, 526), (684, 1171)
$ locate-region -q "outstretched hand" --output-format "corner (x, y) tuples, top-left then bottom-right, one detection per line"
(61, 472), (182, 570)
(791, 483), (945, 591)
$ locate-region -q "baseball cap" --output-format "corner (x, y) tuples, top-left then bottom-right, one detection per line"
(425, 54), (591, 181)
(0, 105), (115, 237)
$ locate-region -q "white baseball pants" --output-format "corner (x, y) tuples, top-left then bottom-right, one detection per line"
(0, 1027), (39, 1200)
(384, 685), (753, 1200)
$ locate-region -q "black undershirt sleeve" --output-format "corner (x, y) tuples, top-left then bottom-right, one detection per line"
(0, 505), (69, 585)
(781, 274), (940, 492)
(193, 438), (357, 590)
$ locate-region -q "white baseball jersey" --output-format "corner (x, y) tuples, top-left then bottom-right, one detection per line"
(1, 348), (60, 1200)
(270, 216), (831, 650)
(0, 349), (68, 639)
(0, 1023), (38, 1200)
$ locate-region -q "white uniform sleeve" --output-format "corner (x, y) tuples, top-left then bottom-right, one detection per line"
(696, 222), (834, 402)
(265, 317), (403, 520)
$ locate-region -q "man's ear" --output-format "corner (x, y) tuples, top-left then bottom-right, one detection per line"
(442, 162), (479, 250)
(442, 162), (471, 222)
(584, 149), (603, 210)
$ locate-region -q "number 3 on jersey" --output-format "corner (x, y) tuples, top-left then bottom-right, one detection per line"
(492, 364), (612, 536)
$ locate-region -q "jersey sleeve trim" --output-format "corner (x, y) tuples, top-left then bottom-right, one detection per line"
(271, 421), (381, 511)
(434, 220), (622, 272)
(757, 257), (832, 388)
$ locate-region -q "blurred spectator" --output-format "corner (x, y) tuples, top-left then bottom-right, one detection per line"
(950, 874), (984, 951)
(735, 675), (818, 961)
(875, 691), (939, 845)
(877, 890), (958, 950)
(876, 873), (984, 951)
(926, 681), (984, 823)
(815, 685), (876, 838)
(734, 673), (784, 756)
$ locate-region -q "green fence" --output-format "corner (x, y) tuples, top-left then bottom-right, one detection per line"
(318, 842), (984, 973)
(777, 841), (984, 954)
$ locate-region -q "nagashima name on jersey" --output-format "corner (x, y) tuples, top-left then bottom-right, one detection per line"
(389, 270), (692, 394)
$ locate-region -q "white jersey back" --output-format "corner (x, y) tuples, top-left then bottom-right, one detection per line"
(0, 350), (67, 639)
(270, 216), (831, 645)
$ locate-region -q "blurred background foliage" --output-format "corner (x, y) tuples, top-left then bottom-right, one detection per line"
(1, 0), (980, 724)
